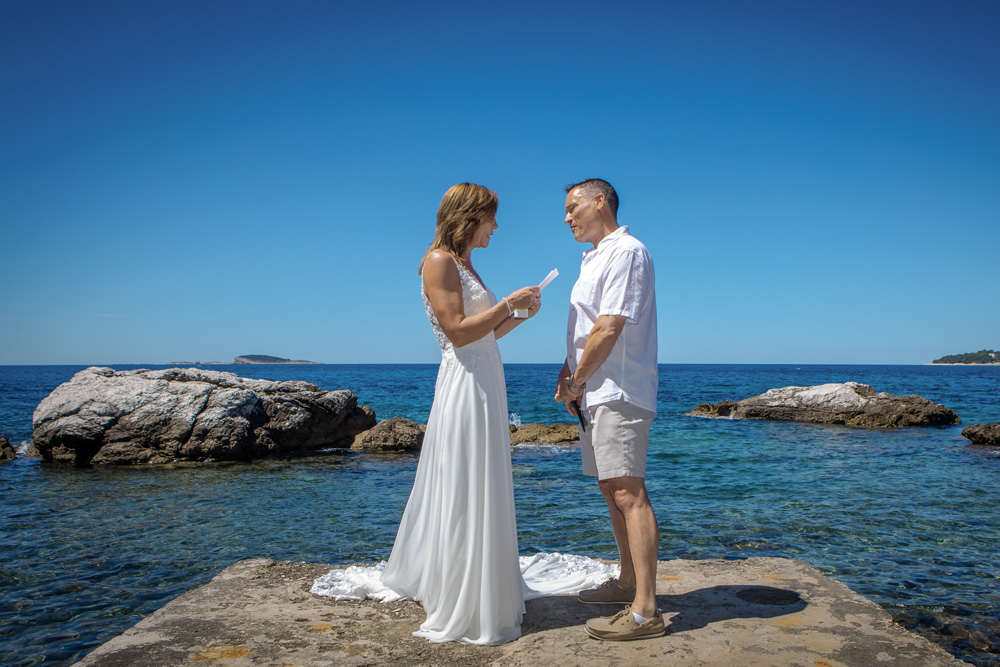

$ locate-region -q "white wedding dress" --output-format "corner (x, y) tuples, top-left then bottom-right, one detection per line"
(312, 259), (616, 645)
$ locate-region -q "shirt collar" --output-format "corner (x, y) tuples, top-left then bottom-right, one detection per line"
(582, 225), (630, 257)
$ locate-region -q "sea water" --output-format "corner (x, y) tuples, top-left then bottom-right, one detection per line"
(0, 364), (997, 666)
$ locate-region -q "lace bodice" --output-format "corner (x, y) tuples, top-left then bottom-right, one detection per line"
(422, 258), (500, 358)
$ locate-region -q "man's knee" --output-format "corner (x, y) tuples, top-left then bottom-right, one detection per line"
(605, 476), (649, 512)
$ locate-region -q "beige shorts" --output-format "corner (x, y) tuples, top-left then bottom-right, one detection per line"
(579, 400), (655, 480)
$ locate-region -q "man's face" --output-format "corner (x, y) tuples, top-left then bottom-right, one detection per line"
(564, 188), (603, 245)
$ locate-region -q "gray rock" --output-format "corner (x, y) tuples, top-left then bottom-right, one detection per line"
(31, 367), (376, 466)
(690, 382), (959, 428)
(510, 423), (579, 446)
(962, 423), (1000, 447)
(0, 437), (15, 463)
(344, 405), (377, 435)
(351, 417), (425, 452)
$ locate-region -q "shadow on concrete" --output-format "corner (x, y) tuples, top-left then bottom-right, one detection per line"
(522, 585), (806, 636)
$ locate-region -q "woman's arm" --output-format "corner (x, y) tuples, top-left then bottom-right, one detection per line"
(423, 250), (538, 347)
(493, 317), (520, 340)
(493, 292), (540, 340)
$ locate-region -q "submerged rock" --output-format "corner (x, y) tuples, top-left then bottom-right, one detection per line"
(690, 382), (959, 428)
(0, 437), (14, 463)
(31, 367), (376, 466)
(961, 423), (1000, 447)
(351, 417), (425, 452)
(348, 419), (580, 452)
(510, 423), (579, 446)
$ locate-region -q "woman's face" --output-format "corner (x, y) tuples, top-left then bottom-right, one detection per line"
(468, 215), (498, 252)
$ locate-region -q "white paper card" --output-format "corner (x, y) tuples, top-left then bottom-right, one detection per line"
(515, 269), (559, 318)
(538, 268), (559, 290)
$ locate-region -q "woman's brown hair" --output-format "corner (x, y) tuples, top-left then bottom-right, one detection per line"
(419, 183), (499, 274)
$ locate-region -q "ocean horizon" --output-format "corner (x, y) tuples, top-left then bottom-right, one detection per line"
(1, 363), (998, 666)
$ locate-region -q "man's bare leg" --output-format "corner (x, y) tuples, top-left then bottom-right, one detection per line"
(604, 476), (659, 618)
(598, 479), (635, 589)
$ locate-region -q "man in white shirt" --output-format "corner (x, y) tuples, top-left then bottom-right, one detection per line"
(554, 178), (662, 641)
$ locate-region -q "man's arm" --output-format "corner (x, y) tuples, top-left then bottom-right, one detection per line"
(556, 314), (628, 406)
(571, 314), (628, 387)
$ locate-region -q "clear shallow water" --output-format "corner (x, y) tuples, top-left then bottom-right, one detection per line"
(1, 363), (998, 666)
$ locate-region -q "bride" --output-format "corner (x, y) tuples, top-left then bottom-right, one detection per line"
(312, 184), (618, 644)
(380, 183), (540, 645)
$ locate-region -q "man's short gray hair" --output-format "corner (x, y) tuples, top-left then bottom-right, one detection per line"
(564, 178), (619, 217)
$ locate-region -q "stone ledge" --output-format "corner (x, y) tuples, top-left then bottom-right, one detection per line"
(73, 557), (963, 666)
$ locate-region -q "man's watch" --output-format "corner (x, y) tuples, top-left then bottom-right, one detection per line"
(566, 376), (585, 391)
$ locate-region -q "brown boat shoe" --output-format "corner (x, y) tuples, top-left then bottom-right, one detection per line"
(577, 578), (637, 605)
(585, 606), (666, 641)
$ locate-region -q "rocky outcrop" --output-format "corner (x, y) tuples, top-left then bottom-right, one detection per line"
(962, 423), (1000, 447)
(510, 423), (579, 446)
(31, 367), (376, 466)
(351, 417), (425, 452)
(690, 382), (959, 428)
(0, 437), (15, 463)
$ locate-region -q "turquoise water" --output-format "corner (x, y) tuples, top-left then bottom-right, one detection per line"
(1, 364), (998, 665)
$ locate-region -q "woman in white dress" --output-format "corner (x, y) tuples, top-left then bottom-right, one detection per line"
(380, 183), (541, 645)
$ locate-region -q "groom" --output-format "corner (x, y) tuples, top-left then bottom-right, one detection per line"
(554, 178), (663, 641)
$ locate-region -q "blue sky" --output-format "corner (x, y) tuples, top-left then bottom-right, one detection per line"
(2, 0), (997, 365)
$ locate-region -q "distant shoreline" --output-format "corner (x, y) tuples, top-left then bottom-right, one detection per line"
(236, 360), (320, 365)
(924, 362), (1000, 366)
(168, 356), (321, 366)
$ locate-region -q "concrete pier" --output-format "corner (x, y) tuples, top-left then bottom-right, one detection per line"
(73, 557), (963, 666)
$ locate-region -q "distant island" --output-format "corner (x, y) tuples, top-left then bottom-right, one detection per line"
(168, 355), (320, 366)
(931, 350), (999, 365)
(233, 355), (320, 365)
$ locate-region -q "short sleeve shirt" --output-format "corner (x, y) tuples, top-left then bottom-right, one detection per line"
(566, 226), (658, 413)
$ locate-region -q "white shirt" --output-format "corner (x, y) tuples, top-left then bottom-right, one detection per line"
(567, 226), (658, 413)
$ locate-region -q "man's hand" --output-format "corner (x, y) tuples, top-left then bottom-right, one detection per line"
(555, 362), (584, 415)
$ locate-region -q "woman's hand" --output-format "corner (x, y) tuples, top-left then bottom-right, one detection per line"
(527, 291), (541, 318)
(504, 286), (540, 311)
(493, 286), (541, 339)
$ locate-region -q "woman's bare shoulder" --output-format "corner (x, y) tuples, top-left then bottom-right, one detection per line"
(422, 249), (460, 288)
(424, 250), (458, 275)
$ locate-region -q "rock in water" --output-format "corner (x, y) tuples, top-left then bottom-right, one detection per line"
(962, 423), (1000, 447)
(31, 367), (376, 465)
(0, 437), (15, 463)
(351, 417), (425, 452)
(689, 382), (959, 428)
(350, 419), (582, 451)
(509, 423), (579, 446)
